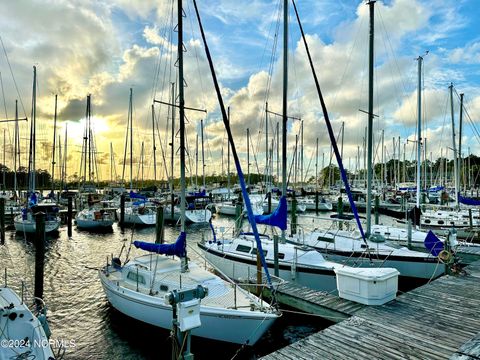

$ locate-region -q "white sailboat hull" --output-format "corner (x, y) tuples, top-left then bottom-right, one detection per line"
(13, 215), (61, 233)
(99, 272), (276, 345)
(76, 209), (114, 229)
(200, 244), (338, 293)
(116, 207), (156, 226)
(164, 206), (212, 224)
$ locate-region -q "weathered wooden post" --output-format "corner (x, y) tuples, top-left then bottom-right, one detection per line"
(407, 218), (412, 250)
(120, 193), (125, 231)
(267, 192), (272, 214)
(290, 194), (297, 236)
(156, 206), (165, 244)
(67, 196), (73, 238)
(0, 198), (5, 245)
(337, 196), (343, 230)
(35, 212), (46, 303)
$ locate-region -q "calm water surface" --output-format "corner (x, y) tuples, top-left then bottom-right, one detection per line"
(0, 213), (334, 359)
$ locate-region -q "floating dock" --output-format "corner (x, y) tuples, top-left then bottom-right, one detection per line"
(262, 261), (480, 359)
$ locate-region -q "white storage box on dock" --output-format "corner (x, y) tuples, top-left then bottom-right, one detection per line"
(334, 267), (399, 305)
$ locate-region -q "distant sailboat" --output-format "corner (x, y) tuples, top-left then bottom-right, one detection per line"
(14, 66), (61, 234)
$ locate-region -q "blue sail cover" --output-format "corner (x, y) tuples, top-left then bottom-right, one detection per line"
(458, 194), (480, 206)
(255, 196), (287, 230)
(133, 232), (186, 257)
(129, 191), (147, 201)
(424, 230), (444, 256)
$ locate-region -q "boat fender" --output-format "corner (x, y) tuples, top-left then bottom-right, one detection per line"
(438, 250), (452, 263)
(112, 257), (122, 269)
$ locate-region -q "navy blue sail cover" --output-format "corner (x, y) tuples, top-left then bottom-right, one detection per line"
(458, 194), (480, 206)
(424, 230), (444, 256)
(255, 196), (287, 230)
(133, 231), (186, 257)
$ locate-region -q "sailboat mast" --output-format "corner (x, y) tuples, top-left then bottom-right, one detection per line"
(247, 128), (250, 186)
(51, 94), (57, 193)
(227, 107), (231, 197)
(315, 137), (318, 195)
(14, 100), (18, 196)
(281, 0), (288, 248)
(366, 0), (375, 236)
(415, 55), (423, 208)
(152, 104), (157, 182)
(458, 93), (464, 193)
(87, 95), (92, 184)
(265, 102), (269, 189)
(170, 82), (175, 196)
(129, 88), (133, 191)
(449, 83), (459, 207)
(28, 65), (37, 193)
(178, 0), (187, 238)
(201, 118), (205, 189)
(64, 125), (68, 189)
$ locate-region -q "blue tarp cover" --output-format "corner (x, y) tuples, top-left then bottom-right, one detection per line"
(458, 194), (480, 206)
(133, 232), (186, 257)
(424, 230), (444, 256)
(254, 196), (287, 230)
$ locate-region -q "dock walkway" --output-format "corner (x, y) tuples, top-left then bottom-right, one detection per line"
(262, 261), (480, 360)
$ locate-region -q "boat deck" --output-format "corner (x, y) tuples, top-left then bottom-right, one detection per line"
(261, 260), (480, 359)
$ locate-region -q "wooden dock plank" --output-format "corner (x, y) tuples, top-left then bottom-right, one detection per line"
(262, 260), (480, 360)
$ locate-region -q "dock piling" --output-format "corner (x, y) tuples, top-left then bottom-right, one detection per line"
(67, 196), (72, 238)
(34, 212), (46, 303)
(120, 193), (125, 231)
(0, 198), (5, 245)
(156, 206), (164, 244)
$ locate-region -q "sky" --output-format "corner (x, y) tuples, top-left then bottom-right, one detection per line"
(0, 0), (479, 184)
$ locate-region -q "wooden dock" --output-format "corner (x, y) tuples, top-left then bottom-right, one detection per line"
(263, 282), (365, 323)
(262, 261), (480, 360)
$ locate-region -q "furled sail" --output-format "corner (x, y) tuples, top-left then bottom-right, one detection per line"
(255, 196), (287, 230)
(133, 232), (186, 257)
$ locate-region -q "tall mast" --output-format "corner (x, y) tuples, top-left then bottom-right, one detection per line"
(51, 94), (58, 194)
(315, 137), (318, 196)
(170, 82), (175, 197)
(300, 120), (304, 187)
(247, 128), (250, 186)
(178, 0), (187, 249)
(195, 133), (199, 188)
(366, 0), (375, 236)
(201, 119), (205, 189)
(415, 55), (423, 208)
(129, 88), (133, 191)
(227, 107), (231, 197)
(28, 65), (37, 193)
(152, 104), (157, 182)
(64, 125), (68, 189)
(14, 100), (18, 196)
(265, 102), (269, 188)
(2, 129), (5, 192)
(449, 83), (459, 207)
(280, 0), (288, 249)
(458, 93), (464, 193)
(87, 95), (92, 183)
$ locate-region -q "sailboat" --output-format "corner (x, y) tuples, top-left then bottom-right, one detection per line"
(14, 66), (61, 234)
(115, 89), (157, 226)
(162, 90), (212, 224)
(0, 285), (55, 359)
(99, 1), (278, 346)
(75, 95), (115, 230)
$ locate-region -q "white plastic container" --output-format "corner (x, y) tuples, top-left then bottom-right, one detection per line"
(334, 267), (399, 305)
